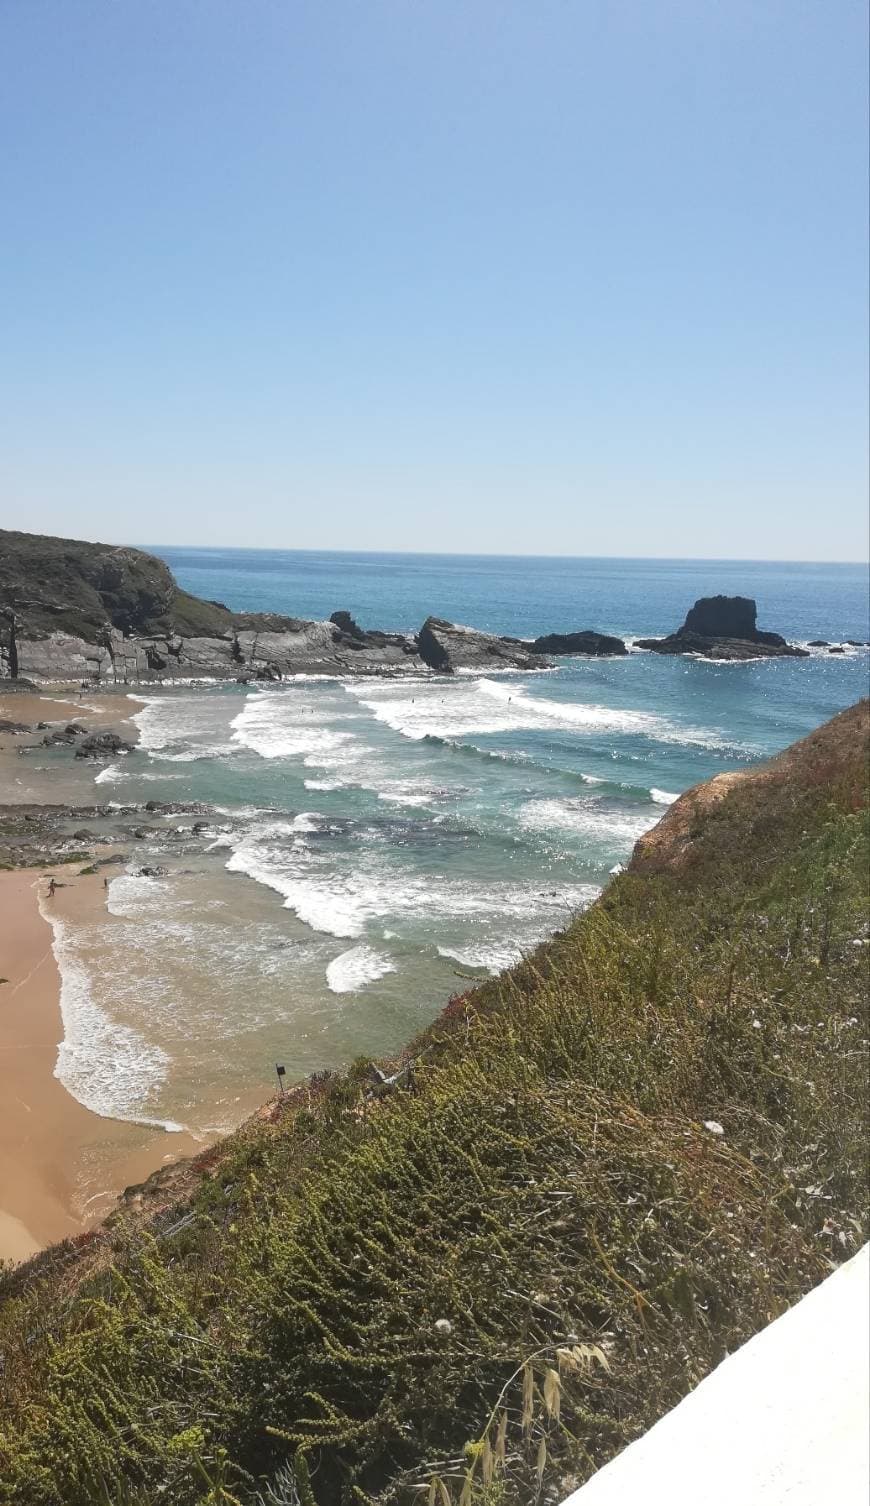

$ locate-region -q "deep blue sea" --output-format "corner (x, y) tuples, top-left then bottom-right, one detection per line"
(47, 552), (870, 1132)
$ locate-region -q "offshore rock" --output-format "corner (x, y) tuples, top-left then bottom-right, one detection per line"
(530, 630), (627, 657)
(636, 596), (809, 660)
(681, 595), (760, 639)
(417, 617), (549, 673)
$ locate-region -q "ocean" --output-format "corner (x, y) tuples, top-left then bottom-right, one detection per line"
(43, 552), (870, 1135)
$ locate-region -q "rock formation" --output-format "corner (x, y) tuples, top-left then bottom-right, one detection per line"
(636, 596), (809, 661)
(529, 630), (627, 657)
(417, 617), (548, 673)
(2, 532), (826, 683)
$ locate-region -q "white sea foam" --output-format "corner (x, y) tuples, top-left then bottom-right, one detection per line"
(232, 688), (451, 804)
(345, 677), (662, 741)
(107, 873), (171, 918)
(291, 812), (321, 834)
(518, 796), (660, 845)
(650, 788), (678, 805)
(341, 676), (730, 755)
(94, 765), (127, 785)
(326, 944), (397, 993)
(230, 686), (365, 757)
(437, 941), (525, 973)
(226, 824), (598, 941)
(133, 694), (238, 763)
(39, 902), (180, 1129)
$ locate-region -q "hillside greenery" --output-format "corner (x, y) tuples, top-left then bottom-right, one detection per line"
(0, 703), (867, 1506)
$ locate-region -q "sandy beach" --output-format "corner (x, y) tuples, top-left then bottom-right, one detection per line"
(0, 687), (212, 1264)
(0, 863), (210, 1262)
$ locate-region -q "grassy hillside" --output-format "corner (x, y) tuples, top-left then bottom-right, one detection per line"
(0, 702), (867, 1506)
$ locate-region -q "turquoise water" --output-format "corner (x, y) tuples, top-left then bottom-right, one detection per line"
(52, 553), (870, 1132)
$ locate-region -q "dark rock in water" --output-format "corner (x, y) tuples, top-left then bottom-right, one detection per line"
(417, 617), (548, 673)
(43, 729), (78, 746)
(636, 595), (809, 660)
(137, 865), (168, 877)
(192, 820), (211, 833)
(64, 723), (88, 735)
(828, 646), (846, 654)
(846, 640), (868, 648)
(75, 731), (136, 758)
(808, 641), (830, 648)
(636, 631), (808, 662)
(681, 595), (759, 639)
(131, 826), (154, 839)
(530, 630), (628, 657)
(0, 718), (31, 734)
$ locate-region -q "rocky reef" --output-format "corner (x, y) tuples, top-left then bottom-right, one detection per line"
(636, 595), (810, 661)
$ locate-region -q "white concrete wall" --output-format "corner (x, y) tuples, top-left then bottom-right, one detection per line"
(563, 1244), (869, 1506)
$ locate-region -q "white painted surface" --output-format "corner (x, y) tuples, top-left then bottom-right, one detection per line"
(563, 1244), (869, 1506)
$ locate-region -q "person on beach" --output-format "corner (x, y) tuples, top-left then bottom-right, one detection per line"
(47, 878), (56, 897)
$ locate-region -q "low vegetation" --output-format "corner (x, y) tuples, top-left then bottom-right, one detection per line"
(0, 703), (867, 1505)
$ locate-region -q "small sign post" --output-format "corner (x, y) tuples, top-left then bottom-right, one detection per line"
(275, 1062), (286, 1096)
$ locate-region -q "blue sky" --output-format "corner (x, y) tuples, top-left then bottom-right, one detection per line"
(1, 0), (867, 559)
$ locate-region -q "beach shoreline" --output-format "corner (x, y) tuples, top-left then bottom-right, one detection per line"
(0, 863), (213, 1262)
(0, 688), (218, 1264)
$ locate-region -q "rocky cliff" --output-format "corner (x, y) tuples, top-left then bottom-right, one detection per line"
(0, 530), (550, 682)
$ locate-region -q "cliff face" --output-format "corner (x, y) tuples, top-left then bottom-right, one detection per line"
(0, 531), (179, 640)
(0, 530), (554, 681)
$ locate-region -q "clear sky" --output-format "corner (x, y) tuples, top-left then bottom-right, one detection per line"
(1, 0), (867, 559)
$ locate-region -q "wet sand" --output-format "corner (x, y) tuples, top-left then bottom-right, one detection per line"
(0, 865), (211, 1262)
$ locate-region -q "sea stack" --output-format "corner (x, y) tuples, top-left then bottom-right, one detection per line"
(636, 595), (810, 661)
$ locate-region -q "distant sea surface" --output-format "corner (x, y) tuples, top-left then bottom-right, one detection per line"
(46, 551), (870, 1134)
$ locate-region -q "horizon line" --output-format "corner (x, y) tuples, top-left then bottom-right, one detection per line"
(140, 544), (870, 568)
